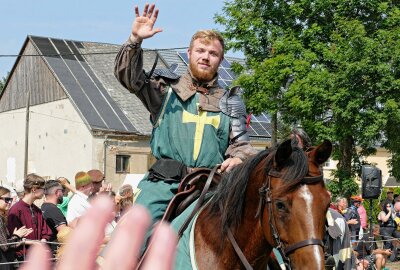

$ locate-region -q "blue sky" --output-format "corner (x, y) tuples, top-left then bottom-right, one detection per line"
(0, 0), (240, 79)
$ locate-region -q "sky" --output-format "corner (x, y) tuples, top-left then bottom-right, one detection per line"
(0, 0), (240, 79)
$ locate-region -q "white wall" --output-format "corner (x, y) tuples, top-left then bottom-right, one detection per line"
(0, 99), (93, 185)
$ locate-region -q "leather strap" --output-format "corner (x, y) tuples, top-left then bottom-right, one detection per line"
(177, 164), (221, 237)
(227, 229), (253, 270)
(284, 239), (324, 255)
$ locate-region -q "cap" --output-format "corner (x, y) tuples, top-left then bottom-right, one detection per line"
(87, 169), (104, 183)
(351, 195), (364, 202)
(75, 172), (92, 188)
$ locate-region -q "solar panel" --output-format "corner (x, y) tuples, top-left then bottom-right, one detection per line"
(178, 52), (189, 65)
(31, 36), (136, 132)
(221, 58), (231, 68)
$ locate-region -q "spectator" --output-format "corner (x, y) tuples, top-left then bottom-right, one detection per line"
(87, 169), (110, 195)
(7, 173), (52, 261)
(356, 195), (368, 238)
(118, 184), (134, 215)
(61, 174), (115, 237)
(0, 186), (32, 269)
(325, 208), (353, 270)
(387, 188), (395, 206)
(344, 195), (361, 242)
(389, 200), (400, 262)
(378, 199), (397, 250)
(41, 180), (68, 255)
(65, 172), (92, 228)
(354, 225), (391, 270)
(56, 177), (71, 217)
(335, 197), (348, 216)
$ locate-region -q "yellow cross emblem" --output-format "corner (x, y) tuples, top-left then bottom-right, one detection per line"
(182, 109), (220, 160)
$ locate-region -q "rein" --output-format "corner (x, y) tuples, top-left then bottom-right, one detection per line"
(228, 169), (325, 270)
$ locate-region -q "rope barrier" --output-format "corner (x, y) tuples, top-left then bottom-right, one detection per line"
(352, 235), (400, 244)
(0, 239), (65, 247)
(0, 240), (60, 267)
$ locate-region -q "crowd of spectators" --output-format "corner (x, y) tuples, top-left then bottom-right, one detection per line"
(0, 170), (136, 268)
(327, 189), (400, 270)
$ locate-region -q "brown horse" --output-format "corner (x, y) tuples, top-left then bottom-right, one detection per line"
(173, 139), (332, 270)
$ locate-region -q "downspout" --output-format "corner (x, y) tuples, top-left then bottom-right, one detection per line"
(103, 135), (108, 178)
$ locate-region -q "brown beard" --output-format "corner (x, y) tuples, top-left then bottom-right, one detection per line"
(189, 60), (218, 82)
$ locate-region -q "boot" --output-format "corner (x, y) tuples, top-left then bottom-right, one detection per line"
(390, 246), (398, 262)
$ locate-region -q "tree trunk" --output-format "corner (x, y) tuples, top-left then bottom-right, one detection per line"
(337, 135), (354, 189)
(271, 112), (278, 148)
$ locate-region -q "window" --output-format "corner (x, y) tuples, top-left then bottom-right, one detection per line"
(116, 155), (130, 173)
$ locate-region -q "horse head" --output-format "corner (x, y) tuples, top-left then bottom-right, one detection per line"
(262, 139), (332, 269)
(194, 139), (332, 270)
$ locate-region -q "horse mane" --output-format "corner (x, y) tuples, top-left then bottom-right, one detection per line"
(208, 144), (309, 237)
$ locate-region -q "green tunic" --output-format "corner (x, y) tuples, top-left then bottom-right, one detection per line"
(151, 89), (230, 167)
(135, 89), (230, 252)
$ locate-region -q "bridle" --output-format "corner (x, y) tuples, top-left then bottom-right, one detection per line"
(227, 166), (325, 270)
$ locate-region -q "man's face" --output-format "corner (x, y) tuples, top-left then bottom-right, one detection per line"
(79, 182), (94, 196)
(34, 187), (45, 199)
(92, 181), (102, 194)
(188, 38), (223, 82)
(394, 201), (400, 212)
(55, 187), (64, 204)
(338, 199), (348, 210)
(387, 192), (394, 200)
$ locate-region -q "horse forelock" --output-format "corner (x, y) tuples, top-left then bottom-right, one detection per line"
(208, 145), (309, 238)
(271, 147), (310, 196)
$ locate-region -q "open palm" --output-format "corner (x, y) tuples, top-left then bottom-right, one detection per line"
(131, 4), (162, 41)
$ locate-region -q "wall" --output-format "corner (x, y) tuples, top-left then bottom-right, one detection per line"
(0, 99), (93, 186)
(101, 139), (154, 190)
(323, 147), (394, 186)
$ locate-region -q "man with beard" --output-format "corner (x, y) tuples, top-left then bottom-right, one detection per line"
(114, 3), (256, 252)
(41, 180), (68, 255)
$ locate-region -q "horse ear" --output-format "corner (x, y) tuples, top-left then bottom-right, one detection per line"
(275, 139), (293, 168)
(311, 140), (332, 165)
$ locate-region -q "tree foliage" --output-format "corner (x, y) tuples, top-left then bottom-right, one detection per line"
(216, 0), (400, 188)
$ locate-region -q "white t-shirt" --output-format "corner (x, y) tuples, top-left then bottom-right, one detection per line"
(66, 191), (116, 236)
(66, 191), (90, 223)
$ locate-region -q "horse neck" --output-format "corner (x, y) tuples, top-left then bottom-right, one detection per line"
(195, 159), (272, 269)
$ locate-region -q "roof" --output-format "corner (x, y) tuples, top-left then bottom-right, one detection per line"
(384, 176), (400, 187)
(8, 35), (272, 138)
(29, 36), (150, 135)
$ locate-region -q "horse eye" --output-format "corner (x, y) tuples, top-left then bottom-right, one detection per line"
(275, 201), (286, 210)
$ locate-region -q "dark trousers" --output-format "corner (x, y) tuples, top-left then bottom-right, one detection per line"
(380, 226), (396, 249)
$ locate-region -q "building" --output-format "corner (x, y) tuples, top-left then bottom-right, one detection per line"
(0, 35), (271, 189)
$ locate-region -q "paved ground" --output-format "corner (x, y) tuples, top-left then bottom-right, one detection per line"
(386, 261), (400, 270)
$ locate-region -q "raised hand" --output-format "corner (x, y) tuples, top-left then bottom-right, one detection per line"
(131, 3), (163, 42)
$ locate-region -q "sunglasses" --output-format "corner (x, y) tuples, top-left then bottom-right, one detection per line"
(0, 197), (13, 203)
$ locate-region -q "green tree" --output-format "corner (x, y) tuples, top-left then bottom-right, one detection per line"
(216, 0), (400, 189)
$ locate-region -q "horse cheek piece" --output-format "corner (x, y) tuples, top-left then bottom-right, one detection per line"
(193, 139), (332, 270)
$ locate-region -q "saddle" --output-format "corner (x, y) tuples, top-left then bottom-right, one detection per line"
(162, 167), (221, 223)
